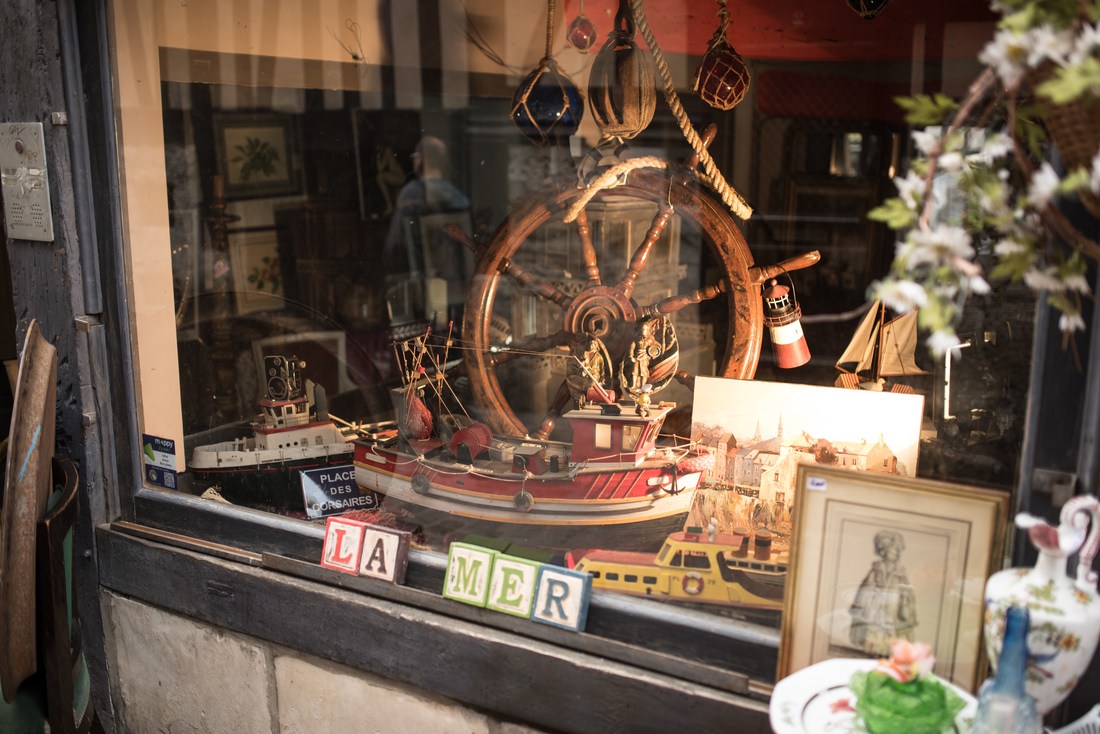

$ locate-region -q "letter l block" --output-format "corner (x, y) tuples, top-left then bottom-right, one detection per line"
(320, 517), (367, 574)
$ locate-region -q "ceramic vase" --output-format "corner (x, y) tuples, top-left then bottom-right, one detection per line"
(983, 495), (1100, 715)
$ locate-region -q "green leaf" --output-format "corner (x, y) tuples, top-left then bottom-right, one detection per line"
(990, 253), (1033, 281)
(1059, 168), (1091, 193)
(895, 94), (958, 126)
(1036, 58), (1100, 104)
(868, 198), (918, 230)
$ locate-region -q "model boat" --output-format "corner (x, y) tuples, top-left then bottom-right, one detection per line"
(353, 320), (714, 551)
(566, 526), (787, 608)
(834, 300), (927, 393)
(190, 355), (360, 510)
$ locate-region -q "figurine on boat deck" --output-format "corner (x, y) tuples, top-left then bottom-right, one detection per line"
(619, 316), (679, 416)
(566, 333), (614, 406)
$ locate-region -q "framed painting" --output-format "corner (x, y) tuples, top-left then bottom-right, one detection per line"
(777, 465), (1009, 691)
(687, 376), (924, 551)
(227, 229), (283, 314)
(214, 113), (300, 198)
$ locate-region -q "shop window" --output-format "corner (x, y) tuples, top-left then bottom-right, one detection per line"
(102, 0), (1039, 704)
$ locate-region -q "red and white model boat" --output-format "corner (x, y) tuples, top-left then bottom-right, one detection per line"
(353, 322), (712, 551)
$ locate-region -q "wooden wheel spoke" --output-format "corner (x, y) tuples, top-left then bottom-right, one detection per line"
(573, 209), (602, 285)
(673, 369), (696, 391)
(490, 329), (569, 367)
(444, 224), (573, 308)
(614, 201), (674, 299)
(530, 380), (573, 440)
(500, 257), (572, 309)
(641, 280), (729, 318)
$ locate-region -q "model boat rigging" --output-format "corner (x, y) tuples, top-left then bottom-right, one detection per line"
(353, 322), (715, 551)
(834, 300), (927, 392)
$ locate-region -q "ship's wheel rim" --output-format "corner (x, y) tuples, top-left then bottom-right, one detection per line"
(462, 166), (763, 437)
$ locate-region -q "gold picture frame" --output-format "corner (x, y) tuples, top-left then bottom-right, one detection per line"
(778, 465), (1009, 692)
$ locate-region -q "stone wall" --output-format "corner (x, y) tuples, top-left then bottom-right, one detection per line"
(103, 592), (545, 734)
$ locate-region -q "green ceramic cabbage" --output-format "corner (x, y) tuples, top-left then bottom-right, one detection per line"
(850, 670), (966, 734)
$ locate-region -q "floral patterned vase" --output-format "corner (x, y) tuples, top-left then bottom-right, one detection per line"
(983, 495), (1100, 715)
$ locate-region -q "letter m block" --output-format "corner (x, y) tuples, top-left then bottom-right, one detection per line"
(442, 543), (497, 607)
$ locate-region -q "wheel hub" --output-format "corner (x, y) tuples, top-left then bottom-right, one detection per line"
(563, 285), (638, 354)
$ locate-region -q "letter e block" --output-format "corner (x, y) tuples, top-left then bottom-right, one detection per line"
(486, 554), (539, 618)
(442, 543), (497, 607)
(532, 566), (592, 631)
(358, 526), (412, 584)
(320, 517), (367, 574)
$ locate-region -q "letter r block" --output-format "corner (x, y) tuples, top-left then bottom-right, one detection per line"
(532, 566), (592, 631)
(442, 543), (497, 607)
(358, 526), (412, 584)
(320, 517), (367, 574)
(486, 555), (539, 618)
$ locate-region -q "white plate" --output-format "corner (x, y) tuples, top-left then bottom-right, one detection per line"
(769, 658), (978, 734)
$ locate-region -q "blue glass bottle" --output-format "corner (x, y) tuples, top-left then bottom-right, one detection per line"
(972, 605), (1041, 733)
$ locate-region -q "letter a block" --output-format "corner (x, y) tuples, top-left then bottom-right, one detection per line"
(443, 543), (497, 607)
(320, 517), (367, 574)
(532, 566), (592, 631)
(358, 526), (412, 584)
(486, 554), (540, 618)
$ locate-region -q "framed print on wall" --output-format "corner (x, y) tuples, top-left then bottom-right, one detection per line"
(777, 465), (1009, 692)
(227, 229), (283, 314)
(214, 113), (300, 198)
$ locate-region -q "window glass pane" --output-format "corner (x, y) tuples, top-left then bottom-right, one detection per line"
(109, 0), (1030, 636)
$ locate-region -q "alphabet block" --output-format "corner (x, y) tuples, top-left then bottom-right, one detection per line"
(358, 526), (412, 584)
(442, 543), (497, 607)
(486, 554), (540, 618)
(320, 517), (367, 574)
(532, 565), (592, 631)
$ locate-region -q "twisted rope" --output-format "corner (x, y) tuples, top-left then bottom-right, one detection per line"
(545, 0), (556, 58)
(630, 0), (752, 220)
(563, 156), (668, 222)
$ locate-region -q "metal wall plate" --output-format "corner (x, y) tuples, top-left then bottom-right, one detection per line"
(0, 122), (55, 242)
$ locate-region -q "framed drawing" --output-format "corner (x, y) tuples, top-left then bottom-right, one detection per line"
(227, 229), (283, 314)
(778, 465), (1009, 691)
(214, 113), (300, 198)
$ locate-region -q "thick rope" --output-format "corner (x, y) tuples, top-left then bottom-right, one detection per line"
(545, 0), (556, 58)
(630, 0), (752, 220)
(563, 156), (668, 222)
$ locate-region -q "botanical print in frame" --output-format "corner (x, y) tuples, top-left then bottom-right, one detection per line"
(214, 113), (300, 198)
(778, 465), (1009, 692)
(688, 376), (924, 551)
(227, 229), (283, 314)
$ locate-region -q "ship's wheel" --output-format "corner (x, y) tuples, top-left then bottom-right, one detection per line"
(452, 141), (819, 438)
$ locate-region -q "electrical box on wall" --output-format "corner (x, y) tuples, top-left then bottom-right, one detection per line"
(0, 122), (55, 242)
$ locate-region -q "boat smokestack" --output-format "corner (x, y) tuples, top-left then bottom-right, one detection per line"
(753, 529), (772, 561)
(733, 526), (751, 558)
(313, 382), (329, 421)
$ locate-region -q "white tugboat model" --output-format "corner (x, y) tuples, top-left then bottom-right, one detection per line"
(190, 355), (359, 509)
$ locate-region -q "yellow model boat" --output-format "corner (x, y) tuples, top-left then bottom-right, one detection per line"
(569, 527), (786, 609)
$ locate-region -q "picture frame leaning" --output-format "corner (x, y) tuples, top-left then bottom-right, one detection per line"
(778, 465), (1009, 692)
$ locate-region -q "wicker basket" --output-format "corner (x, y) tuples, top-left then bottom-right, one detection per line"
(1032, 67), (1100, 218)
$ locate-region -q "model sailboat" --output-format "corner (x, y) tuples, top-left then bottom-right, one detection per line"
(834, 301), (927, 392)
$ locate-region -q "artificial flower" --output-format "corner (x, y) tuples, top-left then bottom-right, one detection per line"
(871, 0), (1099, 355)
